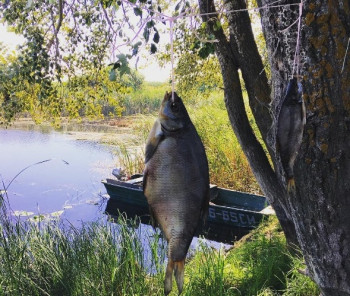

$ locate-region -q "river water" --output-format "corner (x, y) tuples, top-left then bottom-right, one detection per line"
(0, 126), (228, 251)
(0, 127), (117, 224)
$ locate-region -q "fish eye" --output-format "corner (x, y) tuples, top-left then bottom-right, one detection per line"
(170, 102), (179, 112)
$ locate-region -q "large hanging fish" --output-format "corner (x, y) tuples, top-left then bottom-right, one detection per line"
(143, 91), (210, 295)
(277, 77), (306, 192)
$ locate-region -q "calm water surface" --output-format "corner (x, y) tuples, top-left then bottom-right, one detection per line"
(0, 128), (116, 224)
(0, 127), (229, 251)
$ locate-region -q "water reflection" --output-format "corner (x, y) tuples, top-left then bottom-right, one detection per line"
(0, 127), (231, 251)
(0, 128), (116, 224)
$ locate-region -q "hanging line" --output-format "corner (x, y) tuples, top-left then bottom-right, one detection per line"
(114, 0), (303, 97)
(341, 36), (350, 73)
(292, 0), (303, 79)
(169, 17), (175, 102)
(115, 0), (301, 51)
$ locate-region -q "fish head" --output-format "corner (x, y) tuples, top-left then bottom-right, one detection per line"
(284, 77), (303, 105)
(159, 91), (190, 132)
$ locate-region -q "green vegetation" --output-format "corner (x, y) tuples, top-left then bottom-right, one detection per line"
(184, 217), (319, 296)
(188, 92), (260, 193)
(0, 192), (318, 296)
(118, 89), (261, 193)
(122, 82), (168, 116)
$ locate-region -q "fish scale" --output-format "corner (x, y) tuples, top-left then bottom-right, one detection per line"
(143, 91), (209, 295)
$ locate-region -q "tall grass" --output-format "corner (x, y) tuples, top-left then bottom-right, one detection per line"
(125, 91), (261, 193)
(188, 92), (261, 193)
(115, 145), (145, 176)
(0, 192), (319, 296)
(0, 194), (165, 295)
(183, 216), (319, 296)
(122, 82), (168, 115)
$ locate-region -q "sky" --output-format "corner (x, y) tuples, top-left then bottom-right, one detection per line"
(0, 23), (171, 82)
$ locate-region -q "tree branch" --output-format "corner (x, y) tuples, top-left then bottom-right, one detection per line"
(46, 0), (64, 53)
(196, 1), (300, 248)
(223, 0), (272, 146)
(198, 0), (283, 201)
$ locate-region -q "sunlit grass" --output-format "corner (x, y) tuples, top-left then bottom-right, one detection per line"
(122, 82), (168, 115)
(123, 90), (261, 193)
(0, 198), (165, 296)
(188, 92), (261, 193)
(184, 216), (319, 296)
(0, 191), (318, 296)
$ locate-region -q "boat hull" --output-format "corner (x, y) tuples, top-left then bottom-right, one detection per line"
(102, 178), (272, 243)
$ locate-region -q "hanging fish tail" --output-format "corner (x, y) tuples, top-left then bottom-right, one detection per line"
(174, 260), (185, 295)
(164, 259), (174, 295)
(287, 178), (296, 193)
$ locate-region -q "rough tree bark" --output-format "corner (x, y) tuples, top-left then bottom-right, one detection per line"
(199, 0), (350, 294)
(198, 0), (299, 247)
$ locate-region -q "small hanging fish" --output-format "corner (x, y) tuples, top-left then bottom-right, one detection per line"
(277, 77), (306, 193)
(143, 91), (210, 295)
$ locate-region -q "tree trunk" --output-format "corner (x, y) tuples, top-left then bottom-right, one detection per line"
(258, 0), (350, 294)
(199, 0), (350, 294)
(198, 0), (299, 248)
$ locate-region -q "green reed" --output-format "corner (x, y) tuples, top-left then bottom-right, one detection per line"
(0, 195), (318, 296)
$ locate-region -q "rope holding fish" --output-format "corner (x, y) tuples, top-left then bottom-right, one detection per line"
(169, 17), (175, 102)
(277, 0), (306, 193)
(291, 0), (303, 80)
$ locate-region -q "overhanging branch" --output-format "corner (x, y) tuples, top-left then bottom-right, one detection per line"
(198, 0), (285, 202)
(47, 0), (64, 54)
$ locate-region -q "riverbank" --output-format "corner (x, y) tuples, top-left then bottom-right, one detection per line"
(0, 193), (318, 296)
(5, 116), (145, 146)
(0, 120), (319, 295)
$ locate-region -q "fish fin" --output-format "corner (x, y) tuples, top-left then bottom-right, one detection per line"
(287, 178), (296, 194)
(164, 259), (174, 295)
(145, 119), (164, 163)
(142, 170), (158, 228)
(148, 206), (158, 229)
(142, 168), (148, 194)
(174, 260), (185, 295)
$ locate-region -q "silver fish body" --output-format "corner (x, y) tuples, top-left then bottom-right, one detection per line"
(277, 78), (306, 192)
(143, 91), (209, 295)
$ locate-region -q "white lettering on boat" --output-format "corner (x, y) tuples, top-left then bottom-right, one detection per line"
(208, 208), (257, 226)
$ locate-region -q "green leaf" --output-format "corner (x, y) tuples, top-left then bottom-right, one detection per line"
(153, 32), (160, 44)
(113, 62), (121, 69)
(147, 20), (155, 28)
(150, 43), (157, 54)
(190, 40), (201, 51)
(213, 20), (222, 31)
(119, 64), (130, 76)
(143, 27), (150, 42)
(133, 7), (142, 17)
(109, 69), (116, 81)
(175, 1), (181, 11)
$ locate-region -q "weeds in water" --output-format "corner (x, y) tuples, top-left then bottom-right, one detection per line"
(115, 145), (145, 176)
(0, 196), (164, 296)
